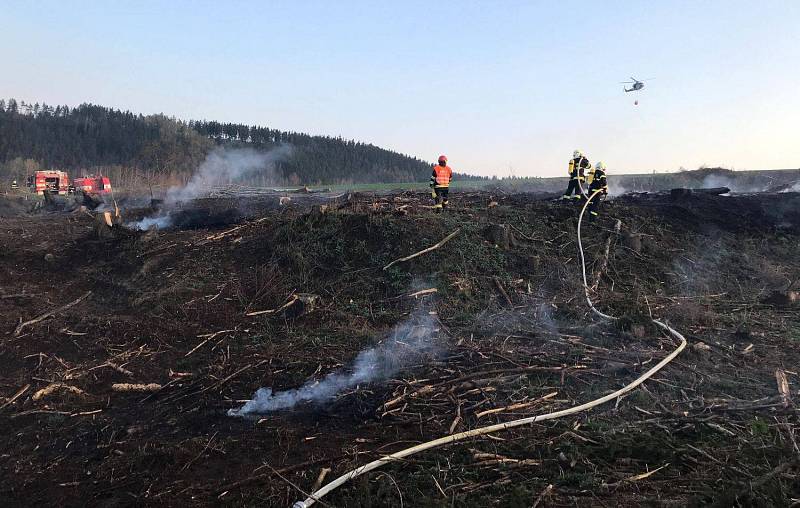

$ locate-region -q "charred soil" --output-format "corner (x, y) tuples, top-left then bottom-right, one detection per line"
(1, 190), (799, 507)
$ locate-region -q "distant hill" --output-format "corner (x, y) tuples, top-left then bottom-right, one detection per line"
(0, 98), (446, 188)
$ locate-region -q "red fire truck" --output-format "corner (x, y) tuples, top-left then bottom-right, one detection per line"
(26, 170), (71, 195)
(73, 175), (113, 195)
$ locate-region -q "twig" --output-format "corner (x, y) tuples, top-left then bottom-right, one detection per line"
(180, 431), (218, 472)
(311, 468), (332, 493)
(532, 484), (553, 508)
(737, 460), (798, 498)
(493, 277), (513, 306)
(246, 295), (298, 316)
(383, 228), (460, 270)
(0, 384), (31, 409)
(185, 330), (235, 357)
(216, 456), (343, 498)
(407, 288), (438, 299)
(12, 291), (92, 337)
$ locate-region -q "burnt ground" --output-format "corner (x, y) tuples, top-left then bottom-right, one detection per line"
(1, 190), (799, 507)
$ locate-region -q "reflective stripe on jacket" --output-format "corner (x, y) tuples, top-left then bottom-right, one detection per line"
(568, 157), (590, 180)
(589, 169), (608, 193)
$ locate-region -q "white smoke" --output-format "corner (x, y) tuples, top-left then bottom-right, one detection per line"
(700, 174), (735, 191)
(700, 173), (769, 194)
(607, 182), (628, 198)
(128, 145), (292, 230)
(131, 215), (172, 230)
(166, 145), (292, 205)
(779, 182), (800, 193)
(228, 308), (442, 416)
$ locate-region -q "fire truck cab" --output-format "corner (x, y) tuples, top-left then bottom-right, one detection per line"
(73, 175), (113, 195)
(27, 170), (71, 195)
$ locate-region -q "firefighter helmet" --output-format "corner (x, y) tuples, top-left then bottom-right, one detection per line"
(573, 150), (582, 158)
(595, 161), (606, 171)
(438, 155), (447, 163)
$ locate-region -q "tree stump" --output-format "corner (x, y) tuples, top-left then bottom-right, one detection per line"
(485, 224), (517, 250)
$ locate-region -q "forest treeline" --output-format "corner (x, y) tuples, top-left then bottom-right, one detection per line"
(0, 98), (468, 188)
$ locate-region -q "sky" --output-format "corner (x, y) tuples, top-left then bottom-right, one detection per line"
(2, 0), (799, 177)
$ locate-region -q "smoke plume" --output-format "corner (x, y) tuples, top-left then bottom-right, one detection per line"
(166, 145), (292, 205)
(228, 308), (442, 416)
(128, 145), (292, 230)
(779, 182), (800, 193)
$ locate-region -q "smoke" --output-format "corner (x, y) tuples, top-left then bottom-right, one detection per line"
(166, 145), (292, 205)
(779, 182), (800, 193)
(607, 182), (629, 198)
(700, 175), (735, 192)
(128, 145), (292, 230)
(228, 307), (442, 416)
(700, 173), (769, 194)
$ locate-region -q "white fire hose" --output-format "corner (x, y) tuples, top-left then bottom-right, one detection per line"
(293, 190), (687, 507)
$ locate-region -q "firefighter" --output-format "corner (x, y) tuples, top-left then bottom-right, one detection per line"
(587, 161), (609, 221)
(430, 155), (452, 210)
(562, 150), (591, 200)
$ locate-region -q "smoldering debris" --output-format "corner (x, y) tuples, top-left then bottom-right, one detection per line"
(228, 308), (442, 416)
(127, 145), (292, 230)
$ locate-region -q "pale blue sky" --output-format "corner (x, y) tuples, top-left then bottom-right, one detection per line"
(2, 1), (799, 177)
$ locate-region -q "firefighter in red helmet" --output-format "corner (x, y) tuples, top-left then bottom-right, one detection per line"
(430, 155), (453, 210)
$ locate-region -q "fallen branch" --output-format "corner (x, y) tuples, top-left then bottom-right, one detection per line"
(112, 383), (162, 392)
(197, 217), (269, 245)
(1, 293), (39, 300)
(475, 391), (558, 419)
(13, 291), (92, 337)
(383, 365), (575, 410)
(383, 228), (460, 270)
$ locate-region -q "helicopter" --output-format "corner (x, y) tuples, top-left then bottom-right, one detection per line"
(620, 77), (653, 92)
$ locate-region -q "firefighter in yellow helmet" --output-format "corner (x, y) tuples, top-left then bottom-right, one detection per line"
(587, 161), (609, 222)
(430, 155), (453, 210)
(562, 150), (591, 200)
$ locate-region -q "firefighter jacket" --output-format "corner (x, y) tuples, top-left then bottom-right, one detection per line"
(568, 156), (590, 181)
(588, 168), (608, 195)
(430, 164), (453, 188)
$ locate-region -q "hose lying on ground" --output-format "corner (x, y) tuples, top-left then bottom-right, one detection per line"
(293, 190), (687, 508)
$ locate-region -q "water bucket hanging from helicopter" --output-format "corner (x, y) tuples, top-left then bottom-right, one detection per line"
(620, 77), (653, 106)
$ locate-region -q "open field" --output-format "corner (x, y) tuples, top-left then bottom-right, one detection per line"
(1, 187), (799, 507)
